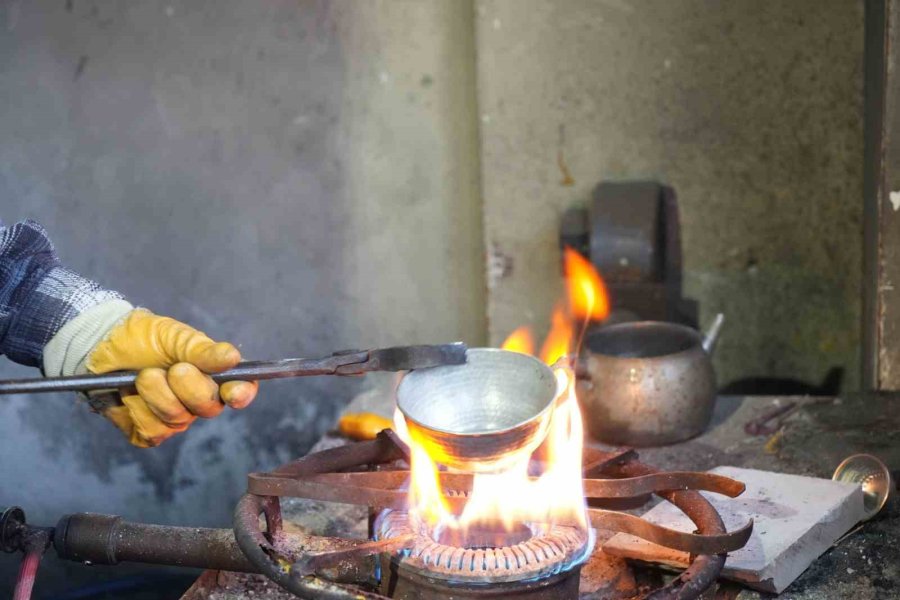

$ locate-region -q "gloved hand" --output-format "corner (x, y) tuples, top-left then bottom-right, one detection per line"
(44, 304), (257, 447)
(84, 309), (258, 447)
(338, 412), (393, 440)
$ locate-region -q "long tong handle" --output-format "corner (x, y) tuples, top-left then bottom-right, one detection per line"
(0, 343), (468, 395)
(0, 354), (366, 395)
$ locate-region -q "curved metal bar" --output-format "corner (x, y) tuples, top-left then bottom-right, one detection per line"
(290, 534), (416, 577)
(597, 456), (733, 600)
(589, 509), (751, 554)
(288, 469), (745, 499)
(270, 433), (405, 477)
(585, 471), (745, 498)
(236, 441), (747, 600)
(233, 494), (391, 600)
(235, 435), (409, 599)
(246, 474), (470, 513)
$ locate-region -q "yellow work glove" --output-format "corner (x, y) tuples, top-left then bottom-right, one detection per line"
(338, 412), (393, 441)
(85, 309), (258, 447)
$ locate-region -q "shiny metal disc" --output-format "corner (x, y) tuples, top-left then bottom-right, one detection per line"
(833, 453), (892, 521)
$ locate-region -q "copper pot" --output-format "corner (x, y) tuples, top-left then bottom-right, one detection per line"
(577, 315), (723, 447)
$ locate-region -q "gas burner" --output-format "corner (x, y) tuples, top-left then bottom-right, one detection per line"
(234, 431), (753, 599)
(0, 430), (753, 600)
(376, 509), (591, 583)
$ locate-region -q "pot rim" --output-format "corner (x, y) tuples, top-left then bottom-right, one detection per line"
(583, 320), (705, 362)
(397, 347), (559, 437)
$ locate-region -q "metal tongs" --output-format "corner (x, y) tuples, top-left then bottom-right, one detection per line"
(0, 343), (468, 395)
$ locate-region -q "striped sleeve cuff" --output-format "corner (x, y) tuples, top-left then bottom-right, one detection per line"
(43, 299), (134, 377)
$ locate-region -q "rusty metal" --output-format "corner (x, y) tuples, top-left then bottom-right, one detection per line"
(53, 513), (256, 573)
(6, 433), (742, 600)
(2, 507), (56, 600)
(247, 473), (426, 511)
(235, 494), (391, 600)
(590, 181), (663, 283)
(0, 507), (27, 553)
(582, 448), (638, 475)
(253, 469), (744, 502)
(291, 535), (416, 577)
(0, 343), (467, 395)
(234, 432), (408, 600)
(591, 450), (730, 600)
(271, 433), (406, 477)
(258, 463), (747, 557)
(4, 505), (384, 596)
(574, 181), (696, 326)
(0, 507), (52, 557)
(586, 470), (744, 498)
(234, 440), (747, 600)
(744, 402), (798, 436)
(588, 509), (751, 554)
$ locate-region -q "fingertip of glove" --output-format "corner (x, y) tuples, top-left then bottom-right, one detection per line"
(199, 342), (241, 372)
(221, 380), (258, 410)
(168, 361), (197, 378)
(132, 435), (158, 448)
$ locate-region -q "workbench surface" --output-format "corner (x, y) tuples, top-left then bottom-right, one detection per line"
(183, 392), (900, 599)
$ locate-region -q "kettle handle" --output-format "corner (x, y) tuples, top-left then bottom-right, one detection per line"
(702, 313), (725, 355)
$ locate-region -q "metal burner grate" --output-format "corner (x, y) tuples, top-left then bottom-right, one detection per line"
(233, 431), (754, 600)
(1, 431), (754, 600)
(377, 509), (591, 582)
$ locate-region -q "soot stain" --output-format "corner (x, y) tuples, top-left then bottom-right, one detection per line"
(18, 398), (188, 502)
(74, 56), (88, 81)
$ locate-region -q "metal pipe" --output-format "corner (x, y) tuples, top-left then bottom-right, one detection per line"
(53, 513), (256, 573)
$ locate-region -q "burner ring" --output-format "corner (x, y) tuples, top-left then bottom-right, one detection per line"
(236, 436), (732, 600)
(376, 510), (592, 583)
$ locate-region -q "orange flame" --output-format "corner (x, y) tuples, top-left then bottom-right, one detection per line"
(564, 246), (610, 322)
(501, 326), (535, 356)
(394, 370), (586, 540)
(540, 302), (573, 365)
(393, 412), (452, 527)
(397, 247), (608, 546)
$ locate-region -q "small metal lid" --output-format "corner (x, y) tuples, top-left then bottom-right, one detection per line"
(832, 454), (892, 521)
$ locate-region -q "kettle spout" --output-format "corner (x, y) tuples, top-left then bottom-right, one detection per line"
(702, 313), (725, 355)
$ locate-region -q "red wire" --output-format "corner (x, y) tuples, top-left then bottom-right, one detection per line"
(13, 551), (41, 600)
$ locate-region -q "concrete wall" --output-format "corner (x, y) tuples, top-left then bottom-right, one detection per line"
(0, 0), (483, 595)
(0, 0), (867, 595)
(477, 0), (864, 392)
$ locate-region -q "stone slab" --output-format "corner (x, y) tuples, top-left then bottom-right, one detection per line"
(603, 466), (866, 593)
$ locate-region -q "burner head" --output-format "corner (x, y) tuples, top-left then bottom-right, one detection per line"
(379, 562), (582, 600)
(376, 510), (592, 585)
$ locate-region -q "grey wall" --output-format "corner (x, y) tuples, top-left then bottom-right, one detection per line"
(0, 0), (483, 595)
(478, 0), (864, 392)
(0, 0), (868, 596)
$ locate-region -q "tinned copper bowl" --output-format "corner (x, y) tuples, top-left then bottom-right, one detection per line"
(396, 348), (559, 472)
